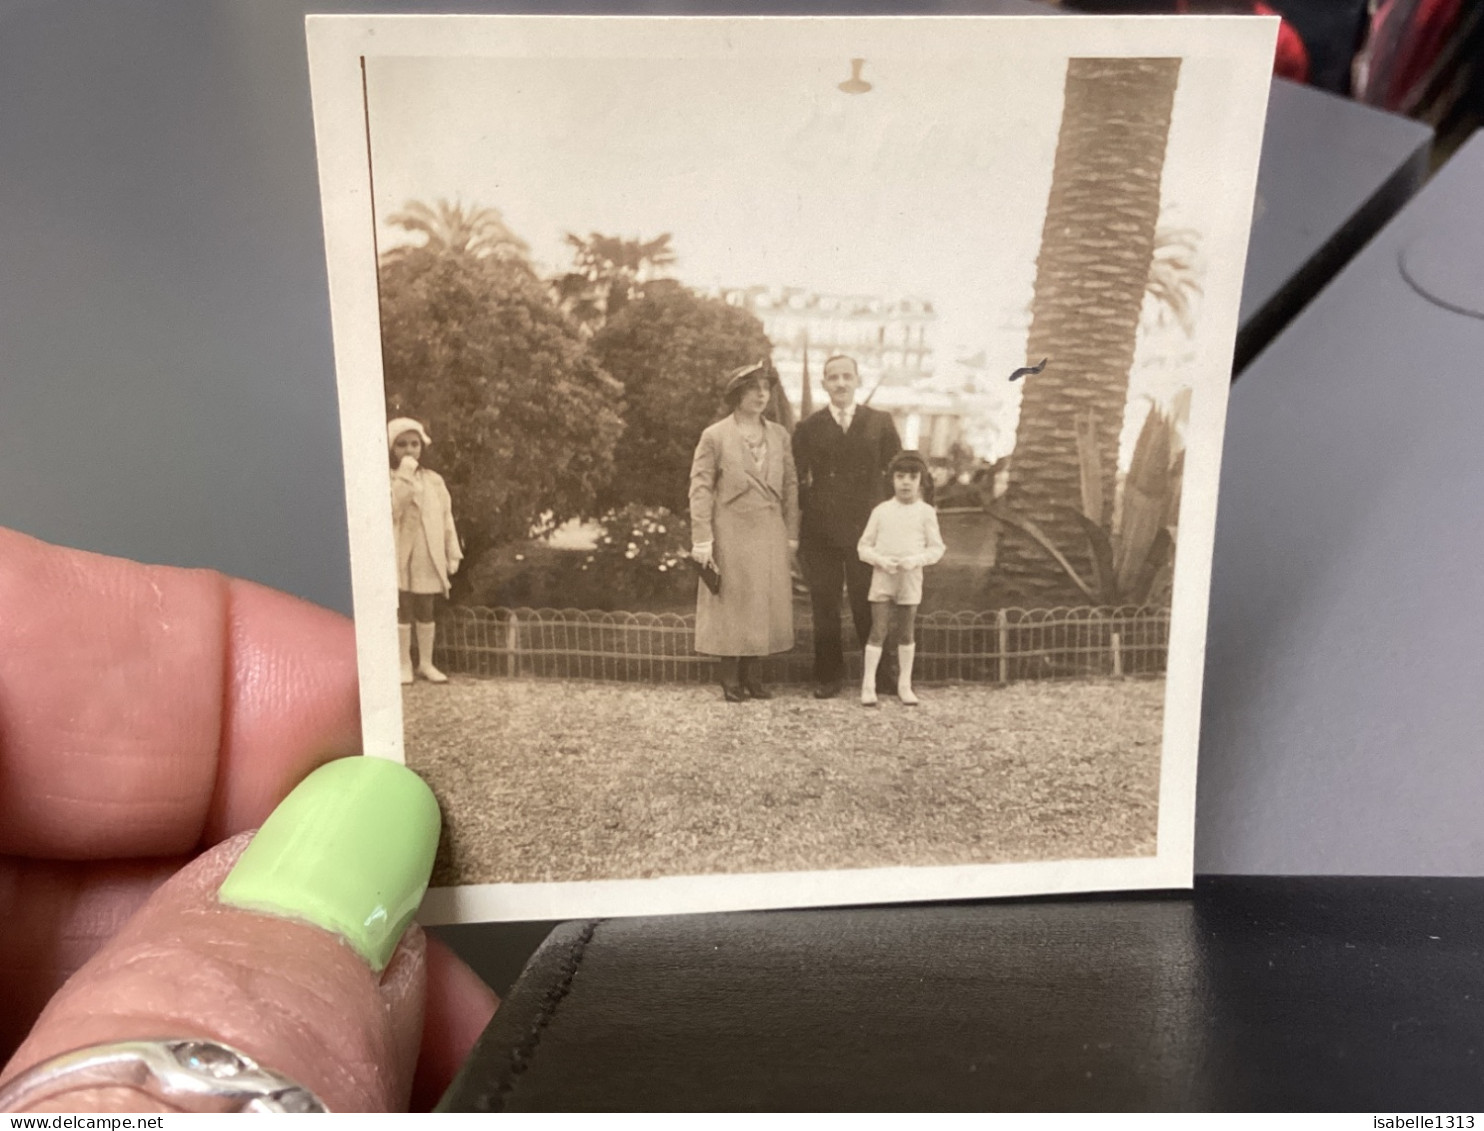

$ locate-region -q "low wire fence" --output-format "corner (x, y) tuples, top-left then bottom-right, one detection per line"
(434, 604), (1170, 685)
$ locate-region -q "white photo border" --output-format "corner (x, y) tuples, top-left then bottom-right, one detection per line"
(305, 13), (1275, 924)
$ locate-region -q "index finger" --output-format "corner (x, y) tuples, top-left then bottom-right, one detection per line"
(0, 528), (361, 859)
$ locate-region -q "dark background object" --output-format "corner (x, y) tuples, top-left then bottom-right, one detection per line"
(433, 920), (563, 1002)
(1266, 0), (1372, 92)
(442, 877), (1484, 1111)
(1387, 1), (1484, 162)
(1060, 1), (1372, 93)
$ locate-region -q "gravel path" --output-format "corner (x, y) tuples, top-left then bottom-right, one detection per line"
(404, 677), (1165, 886)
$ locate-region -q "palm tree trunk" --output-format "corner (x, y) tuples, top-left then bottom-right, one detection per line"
(996, 57), (1181, 606)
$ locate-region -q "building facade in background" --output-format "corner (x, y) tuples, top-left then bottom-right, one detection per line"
(714, 285), (1009, 463)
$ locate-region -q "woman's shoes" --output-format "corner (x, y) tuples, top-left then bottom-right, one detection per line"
(719, 657), (743, 702)
(735, 658), (772, 700)
(720, 680), (771, 701)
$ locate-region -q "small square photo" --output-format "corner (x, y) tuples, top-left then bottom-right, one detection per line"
(307, 14), (1275, 921)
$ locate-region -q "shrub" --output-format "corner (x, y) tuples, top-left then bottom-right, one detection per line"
(589, 504), (695, 604)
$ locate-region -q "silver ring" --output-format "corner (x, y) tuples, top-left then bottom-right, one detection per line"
(0, 1039), (329, 1113)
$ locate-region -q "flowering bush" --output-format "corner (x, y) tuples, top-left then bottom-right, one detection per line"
(587, 504), (694, 602)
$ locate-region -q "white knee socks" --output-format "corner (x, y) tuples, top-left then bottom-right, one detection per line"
(861, 644), (883, 706)
(399, 624), (414, 685)
(898, 644), (918, 706)
(415, 622), (448, 683)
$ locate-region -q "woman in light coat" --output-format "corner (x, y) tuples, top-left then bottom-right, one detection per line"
(689, 363), (800, 701)
(389, 417), (462, 685)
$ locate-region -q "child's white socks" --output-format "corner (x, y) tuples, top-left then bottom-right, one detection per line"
(399, 624), (414, 685)
(415, 621), (448, 683)
(898, 644), (918, 706)
(862, 644), (883, 706)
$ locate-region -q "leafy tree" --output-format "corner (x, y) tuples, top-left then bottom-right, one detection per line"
(378, 239), (622, 585)
(555, 232), (677, 333)
(591, 281), (773, 516)
(383, 199), (530, 263)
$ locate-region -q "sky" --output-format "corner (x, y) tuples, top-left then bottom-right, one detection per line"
(364, 44), (1222, 466)
(366, 53), (1061, 371)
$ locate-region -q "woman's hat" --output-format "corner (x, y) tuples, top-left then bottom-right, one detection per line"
(387, 417), (432, 447)
(723, 361), (772, 399)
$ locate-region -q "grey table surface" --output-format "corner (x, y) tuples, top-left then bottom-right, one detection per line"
(0, 0), (1459, 992)
(1236, 78), (1431, 370)
(1198, 130), (1484, 876)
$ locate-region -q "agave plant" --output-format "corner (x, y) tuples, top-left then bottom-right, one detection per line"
(988, 402), (1181, 607)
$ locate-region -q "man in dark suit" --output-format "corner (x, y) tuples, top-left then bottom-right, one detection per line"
(792, 354), (903, 698)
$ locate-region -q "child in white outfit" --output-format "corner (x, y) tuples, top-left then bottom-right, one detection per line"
(856, 451), (946, 706)
(389, 417), (462, 685)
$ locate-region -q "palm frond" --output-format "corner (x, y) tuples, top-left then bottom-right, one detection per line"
(1145, 225), (1204, 336)
(386, 198), (529, 260)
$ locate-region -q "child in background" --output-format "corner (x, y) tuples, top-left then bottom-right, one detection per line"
(389, 417), (462, 685)
(856, 451), (946, 707)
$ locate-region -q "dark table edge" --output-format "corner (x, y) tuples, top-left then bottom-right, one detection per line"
(1234, 131), (1434, 374)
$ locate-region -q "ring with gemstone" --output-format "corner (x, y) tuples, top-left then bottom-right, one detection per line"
(0, 1039), (329, 1113)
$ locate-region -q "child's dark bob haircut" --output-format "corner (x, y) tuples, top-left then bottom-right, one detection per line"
(889, 451), (930, 479)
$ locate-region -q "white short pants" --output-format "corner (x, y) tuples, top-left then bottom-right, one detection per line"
(868, 565), (923, 605)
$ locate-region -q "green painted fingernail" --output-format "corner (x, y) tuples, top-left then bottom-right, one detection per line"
(218, 758), (440, 972)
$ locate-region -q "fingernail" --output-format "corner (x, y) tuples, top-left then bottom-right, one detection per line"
(218, 758), (440, 972)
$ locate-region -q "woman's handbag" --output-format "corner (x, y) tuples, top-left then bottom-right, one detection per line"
(689, 557), (722, 595)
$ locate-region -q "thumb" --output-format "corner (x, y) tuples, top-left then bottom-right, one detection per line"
(1, 759), (440, 1113)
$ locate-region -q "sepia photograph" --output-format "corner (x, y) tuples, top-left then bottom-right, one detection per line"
(306, 15), (1275, 920)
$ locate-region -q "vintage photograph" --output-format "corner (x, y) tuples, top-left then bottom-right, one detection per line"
(307, 16), (1274, 920)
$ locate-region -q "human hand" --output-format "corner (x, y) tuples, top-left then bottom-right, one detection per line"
(448, 559), (460, 576)
(0, 528), (497, 1112)
(396, 455), (419, 476)
(692, 546), (715, 570)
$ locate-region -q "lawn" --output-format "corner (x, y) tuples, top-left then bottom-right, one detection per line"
(404, 675), (1165, 886)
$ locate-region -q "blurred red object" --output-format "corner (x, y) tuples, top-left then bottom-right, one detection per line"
(1174, 0), (1311, 83)
(1259, 2), (1313, 83)
(1353, 0), (1464, 112)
